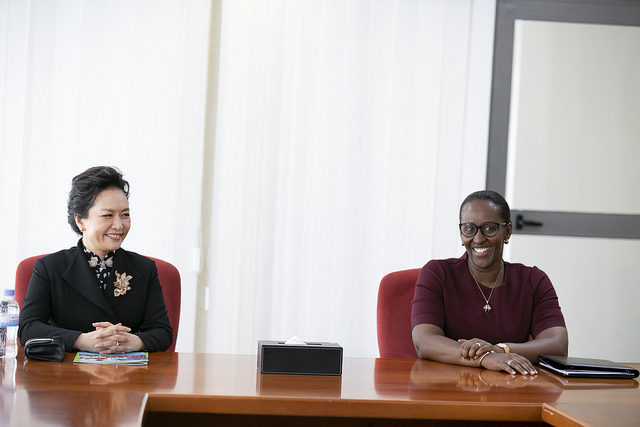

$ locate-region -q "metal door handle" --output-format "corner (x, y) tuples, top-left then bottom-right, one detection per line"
(516, 214), (543, 230)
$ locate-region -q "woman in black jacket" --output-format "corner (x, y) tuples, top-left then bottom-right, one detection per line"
(18, 166), (173, 353)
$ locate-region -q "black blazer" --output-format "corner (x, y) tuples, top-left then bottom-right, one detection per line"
(18, 241), (173, 352)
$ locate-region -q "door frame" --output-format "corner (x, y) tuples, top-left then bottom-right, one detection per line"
(486, 0), (640, 239)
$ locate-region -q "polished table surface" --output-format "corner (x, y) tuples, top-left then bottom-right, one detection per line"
(1, 351), (638, 426)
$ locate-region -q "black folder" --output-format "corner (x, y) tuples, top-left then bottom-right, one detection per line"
(539, 355), (639, 379)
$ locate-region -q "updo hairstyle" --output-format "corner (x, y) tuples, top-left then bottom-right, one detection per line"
(67, 166), (130, 235)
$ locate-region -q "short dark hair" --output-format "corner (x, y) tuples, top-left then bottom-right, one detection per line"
(459, 190), (511, 224)
(67, 166), (130, 235)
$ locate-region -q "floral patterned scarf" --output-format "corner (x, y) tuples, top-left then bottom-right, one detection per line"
(83, 245), (116, 291)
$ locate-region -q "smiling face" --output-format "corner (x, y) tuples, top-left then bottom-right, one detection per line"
(460, 200), (512, 276)
(75, 187), (130, 260)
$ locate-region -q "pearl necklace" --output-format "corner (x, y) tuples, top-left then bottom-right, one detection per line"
(469, 262), (503, 313)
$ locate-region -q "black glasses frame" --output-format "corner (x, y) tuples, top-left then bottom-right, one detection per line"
(459, 222), (508, 238)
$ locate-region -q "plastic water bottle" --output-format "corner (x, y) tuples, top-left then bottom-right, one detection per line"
(0, 289), (19, 358)
(1, 357), (16, 388)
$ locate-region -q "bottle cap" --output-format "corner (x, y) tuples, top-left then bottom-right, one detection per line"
(3, 289), (15, 297)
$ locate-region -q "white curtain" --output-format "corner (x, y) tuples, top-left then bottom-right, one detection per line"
(206, 0), (495, 357)
(1, 0), (495, 357)
(0, 0), (211, 352)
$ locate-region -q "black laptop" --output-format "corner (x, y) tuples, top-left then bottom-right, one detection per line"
(539, 355), (639, 379)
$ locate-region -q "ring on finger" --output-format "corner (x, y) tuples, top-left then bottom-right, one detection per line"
(116, 341), (120, 347)
(475, 342), (482, 348)
(507, 359), (513, 367)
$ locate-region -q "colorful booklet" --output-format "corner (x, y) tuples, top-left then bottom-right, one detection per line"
(73, 351), (149, 365)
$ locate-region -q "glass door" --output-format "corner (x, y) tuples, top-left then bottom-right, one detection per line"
(488, 0), (640, 362)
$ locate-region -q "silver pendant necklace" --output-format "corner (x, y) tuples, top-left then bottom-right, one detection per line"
(469, 262), (503, 313)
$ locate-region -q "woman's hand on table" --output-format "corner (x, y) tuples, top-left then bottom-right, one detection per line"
(73, 322), (144, 353)
(458, 338), (537, 375)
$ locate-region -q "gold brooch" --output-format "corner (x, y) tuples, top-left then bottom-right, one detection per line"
(114, 271), (132, 297)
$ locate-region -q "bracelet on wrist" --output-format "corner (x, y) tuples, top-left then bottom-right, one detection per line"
(478, 350), (494, 368)
(496, 343), (510, 353)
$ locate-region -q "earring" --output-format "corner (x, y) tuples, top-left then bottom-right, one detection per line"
(504, 239), (509, 244)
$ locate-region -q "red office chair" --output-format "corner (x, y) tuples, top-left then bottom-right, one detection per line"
(15, 254), (181, 352)
(148, 256), (181, 352)
(376, 268), (420, 358)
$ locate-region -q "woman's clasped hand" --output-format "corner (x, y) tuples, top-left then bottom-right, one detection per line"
(73, 322), (145, 354)
(458, 339), (537, 375)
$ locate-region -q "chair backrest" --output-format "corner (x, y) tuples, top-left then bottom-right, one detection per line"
(147, 257), (181, 352)
(15, 255), (181, 352)
(376, 268), (420, 358)
(14, 255), (40, 313)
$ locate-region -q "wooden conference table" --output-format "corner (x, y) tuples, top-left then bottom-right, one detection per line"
(1, 350), (638, 426)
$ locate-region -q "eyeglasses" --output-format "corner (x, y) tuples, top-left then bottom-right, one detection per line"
(459, 222), (508, 238)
